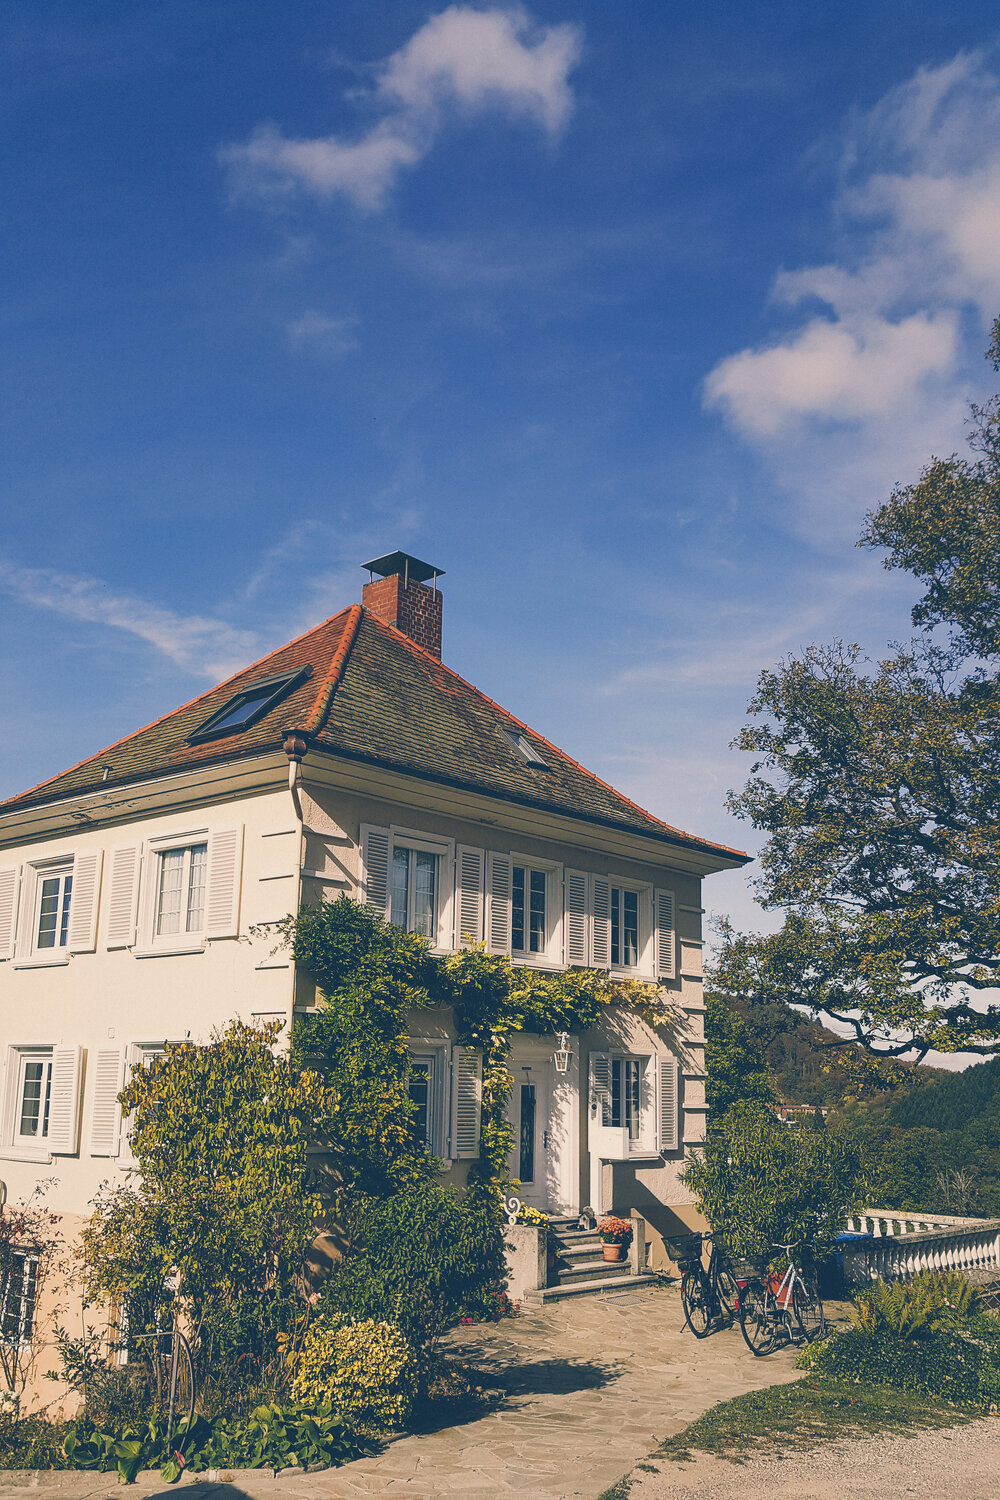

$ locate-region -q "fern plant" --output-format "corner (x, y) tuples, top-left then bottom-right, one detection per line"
(854, 1271), (979, 1337)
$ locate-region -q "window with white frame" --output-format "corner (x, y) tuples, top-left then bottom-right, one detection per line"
(1, 1250), (39, 1345)
(155, 843), (208, 939)
(390, 846), (437, 939)
(608, 1055), (646, 1141)
(406, 1045), (446, 1155)
(359, 826), (452, 948)
(610, 886), (640, 969)
(14, 1049), (52, 1147)
(589, 1047), (677, 1157)
(2, 1043), (82, 1159)
(34, 864), (73, 954)
(512, 865), (546, 955)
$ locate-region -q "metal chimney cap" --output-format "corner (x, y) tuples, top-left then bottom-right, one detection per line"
(361, 550), (445, 584)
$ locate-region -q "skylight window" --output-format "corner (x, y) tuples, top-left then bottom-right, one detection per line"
(189, 667), (310, 744)
(499, 727), (550, 768)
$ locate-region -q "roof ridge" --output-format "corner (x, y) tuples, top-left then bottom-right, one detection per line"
(5, 603), (358, 808)
(292, 603), (364, 736)
(363, 611), (747, 859)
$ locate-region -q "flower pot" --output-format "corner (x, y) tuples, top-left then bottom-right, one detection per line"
(602, 1243), (627, 1262)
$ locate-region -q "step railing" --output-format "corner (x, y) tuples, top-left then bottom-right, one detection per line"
(840, 1207), (1000, 1285)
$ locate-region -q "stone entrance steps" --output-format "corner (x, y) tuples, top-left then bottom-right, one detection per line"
(523, 1216), (658, 1303)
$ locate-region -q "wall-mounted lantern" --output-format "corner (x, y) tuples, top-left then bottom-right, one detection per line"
(552, 1031), (573, 1074)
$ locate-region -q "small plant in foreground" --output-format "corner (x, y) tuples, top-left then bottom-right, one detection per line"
(292, 1319), (416, 1434)
(854, 1271), (979, 1336)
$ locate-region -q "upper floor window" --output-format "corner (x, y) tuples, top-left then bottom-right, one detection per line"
(610, 887), (640, 968)
(390, 846), (437, 938)
(35, 865), (73, 953)
(512, 866), (546, 955)
(155, 843), (208, 938)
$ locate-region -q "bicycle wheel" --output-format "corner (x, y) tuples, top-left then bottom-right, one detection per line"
(792, 1273), (826, 1344)
(715, 1266), (740, 1321)
(738, 1281), (777, 1356)
(681, 1271), (713, 1338)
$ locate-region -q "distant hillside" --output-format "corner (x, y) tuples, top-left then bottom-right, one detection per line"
(720, 993), (950, 1108)
(888, 1055), (1000, 1133)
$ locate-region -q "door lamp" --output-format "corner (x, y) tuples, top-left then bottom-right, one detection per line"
(552, 1031), (573, 1074)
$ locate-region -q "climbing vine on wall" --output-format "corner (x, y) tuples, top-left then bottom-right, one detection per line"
(285, 897), (668, 1197)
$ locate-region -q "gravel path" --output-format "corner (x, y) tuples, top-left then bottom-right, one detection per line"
(627, 1416), (1000, 1500)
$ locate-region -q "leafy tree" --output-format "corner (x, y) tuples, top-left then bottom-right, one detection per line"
(682, 1102), (863, 1263)
(703, 991), (776, 1122)
(81, 1021), (337, 1399)
(720, 321), (1000, 1059)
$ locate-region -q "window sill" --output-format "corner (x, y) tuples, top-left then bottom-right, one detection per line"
(12, 955), (69, 969)
(131, 941), (207, 959)
(0, 1145), (52, 1163)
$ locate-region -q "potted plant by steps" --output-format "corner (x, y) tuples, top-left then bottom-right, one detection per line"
(598, 1215), (634, 1262)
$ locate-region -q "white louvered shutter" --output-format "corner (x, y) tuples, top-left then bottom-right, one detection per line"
(47, 1045), (83, 1155)
(359, 825), (391, 917)
(454, 846), (485, 947)
(206, 825), (243, 938)
(450, 1046), (482, 1159)
(89, 1047), (125, 1157)
(486, 852), (512, 954)
(68, 851), (103, 953)
(106, 845), (141, 948)
(0, 867), (20, 961)
(591, 876), (611, 969)
(658, 1055), (679, 1152)
(564, 870), (589, 966)
(589, 1051), (613, 1127)
(654, 889), (676, 979)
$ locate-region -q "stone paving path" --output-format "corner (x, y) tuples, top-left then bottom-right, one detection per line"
(2, 1284), (819, 1500)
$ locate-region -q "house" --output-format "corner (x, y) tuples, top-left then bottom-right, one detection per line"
(0, 552), (748, 1397)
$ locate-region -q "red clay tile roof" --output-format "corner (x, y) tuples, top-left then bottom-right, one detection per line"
(0, 606), (748, 862)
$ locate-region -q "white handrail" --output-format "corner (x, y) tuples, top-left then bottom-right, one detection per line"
(840, 1215), (1000, 1285)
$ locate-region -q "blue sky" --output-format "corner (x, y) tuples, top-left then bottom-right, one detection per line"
(4, 1), (1000, 958)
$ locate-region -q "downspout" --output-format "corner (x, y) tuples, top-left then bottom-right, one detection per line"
(281, 731), (310, 1046)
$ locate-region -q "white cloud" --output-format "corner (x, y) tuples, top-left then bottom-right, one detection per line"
(704, 51), (1000, 459)
(287, 309), (360, 357)
(377, 4), (579, 132)
(0, 559), (258, 679)
(221, 6), (581, 213)
(706, 311), (959, 437)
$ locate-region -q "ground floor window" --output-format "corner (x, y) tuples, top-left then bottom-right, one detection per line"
(1, 1250), (39, 1345)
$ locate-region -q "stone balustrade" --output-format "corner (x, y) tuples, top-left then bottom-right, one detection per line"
(840, 1206), (1000, 1285)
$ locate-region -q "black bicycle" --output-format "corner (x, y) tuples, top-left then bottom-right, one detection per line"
(674, 1232), (740, 1338)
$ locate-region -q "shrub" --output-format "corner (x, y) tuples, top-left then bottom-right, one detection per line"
(321, 1180), (505, 1388)
(515, 1205), (549, 1227)
(854, 1272), (979, 1337)
(799, 1315), (1000, 1409)
(292, 1320), (416, 1433)
(682, 1101), (862, 1262)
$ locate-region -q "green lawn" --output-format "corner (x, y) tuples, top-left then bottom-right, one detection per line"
(655, 1376), (982, 1463)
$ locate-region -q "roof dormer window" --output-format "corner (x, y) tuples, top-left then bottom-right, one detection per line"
(499, 727), (549, 768)
(188, 667), (310, 744)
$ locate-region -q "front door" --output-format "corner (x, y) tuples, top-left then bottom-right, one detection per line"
(513, 1068), (551, 1209)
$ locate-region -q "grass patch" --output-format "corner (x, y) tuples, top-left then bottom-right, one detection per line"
(656, 1376), (982, 1463)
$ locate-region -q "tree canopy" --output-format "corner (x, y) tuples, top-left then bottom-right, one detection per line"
(719, 319), (1000, 1058)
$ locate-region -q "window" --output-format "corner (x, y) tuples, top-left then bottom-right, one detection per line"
(155, 843), (208, 938)
(15, 1050), (52, 1146)
(189, 668), (310, 744)
(35, 865), (73, 952)
(609, 1057), (644, 1141)
(390, 846), (437, 938)
(610, 887), (640, 968)
(406, 1047), (446, 1155)
(499, 727), (549, 767)
(512, 866), (546, 954)
(1, 1251), (38, 1345)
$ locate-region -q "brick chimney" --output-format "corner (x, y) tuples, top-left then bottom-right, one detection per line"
(361, 551), (445, 659)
